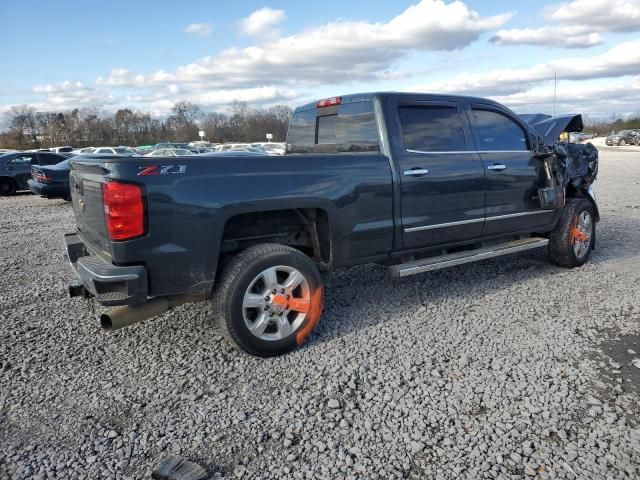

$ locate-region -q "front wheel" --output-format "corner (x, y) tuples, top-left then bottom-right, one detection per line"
(548, 198), (595, 268)
(618, 139), (626, 146)
(212, 244), (324, 357)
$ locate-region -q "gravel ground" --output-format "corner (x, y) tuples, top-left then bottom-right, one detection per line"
(1, 149), (639, 480)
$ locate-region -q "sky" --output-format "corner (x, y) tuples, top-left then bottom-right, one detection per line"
(0, 0), (639, 119)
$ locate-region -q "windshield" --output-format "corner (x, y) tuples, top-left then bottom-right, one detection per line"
(114, 147), (133, 154)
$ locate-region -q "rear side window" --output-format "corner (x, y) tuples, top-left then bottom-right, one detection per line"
(398, 105), (467, 152)
(38, 153), (64, 165)
(471, 109), (528, 151)
(287, 101), (380, 153)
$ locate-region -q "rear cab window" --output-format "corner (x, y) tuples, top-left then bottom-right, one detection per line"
(287, 98), (380, 154)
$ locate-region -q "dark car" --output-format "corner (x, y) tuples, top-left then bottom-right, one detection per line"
(605, 129), (640, 146)
(65, 92), (599, 357)
(0, 151), (68, 196)
(28, 159), (72, 201)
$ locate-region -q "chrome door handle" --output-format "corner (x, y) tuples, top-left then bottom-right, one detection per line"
(403, 168), (429, 176)
(487, 164), (506, 171)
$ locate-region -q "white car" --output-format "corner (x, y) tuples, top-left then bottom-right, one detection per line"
(93, 147), (139, 156)
(72, 147), (96, 154)
(145, 148), (196, 157)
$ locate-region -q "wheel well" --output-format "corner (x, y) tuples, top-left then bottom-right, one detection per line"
(220, 208), (331, 269)
(0, 176), (17, 185)
(565, 184), (599, 221)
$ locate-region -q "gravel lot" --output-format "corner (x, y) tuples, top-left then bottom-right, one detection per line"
(1, 147), (639, 479)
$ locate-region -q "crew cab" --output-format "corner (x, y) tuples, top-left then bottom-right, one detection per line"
(64, 93), (599, 356)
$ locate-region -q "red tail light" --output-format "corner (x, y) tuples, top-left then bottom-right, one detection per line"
(102, 181), (145, 241)
(316, 96), (342, 108)
(31, 168), (52, 183)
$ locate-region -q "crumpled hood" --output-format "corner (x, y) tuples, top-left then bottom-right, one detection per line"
(518, 113), (584, 145)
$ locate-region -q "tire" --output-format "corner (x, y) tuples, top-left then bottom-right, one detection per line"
(548, 198), (596, 268)
(618, 139), (626, 146)
(212, 243), (324, 357)
(0, 178), (17, 196)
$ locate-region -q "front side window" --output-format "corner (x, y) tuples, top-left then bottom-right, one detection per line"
(471, 109), (528, 151)
(9, 154), (34, 165)
(398, 105), (467, 152)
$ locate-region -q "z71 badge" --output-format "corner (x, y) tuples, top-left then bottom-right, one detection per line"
(137, 165), (187, 176)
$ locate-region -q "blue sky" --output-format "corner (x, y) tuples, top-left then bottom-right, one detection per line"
(1, 0), (639, 118)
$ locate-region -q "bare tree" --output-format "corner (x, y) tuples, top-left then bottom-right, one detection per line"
(0, 100), (292, 148)
(4, 105), (35, 148)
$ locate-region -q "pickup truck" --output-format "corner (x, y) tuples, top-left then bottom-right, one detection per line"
(64, 93), (599, 357)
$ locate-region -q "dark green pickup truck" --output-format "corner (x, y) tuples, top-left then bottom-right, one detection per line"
(65, 92), (599, 356)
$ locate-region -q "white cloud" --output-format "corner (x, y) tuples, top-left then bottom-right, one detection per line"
(146, 0), (512, 88)
(239, 7), (285, 37)
(185, 23), (213, 37)
(549, 0), (640, 32)
(494, 77), (640, 116)
(490, 26), (603, 49)
(413, 39), (640, 96)
(491, 0), (640, 48)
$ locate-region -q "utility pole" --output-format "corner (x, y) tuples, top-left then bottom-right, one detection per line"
(553, 72), (557, 117)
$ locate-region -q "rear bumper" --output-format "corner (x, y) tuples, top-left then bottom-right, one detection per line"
(64, 232), (148, 306)
(28, 180), (69, 198)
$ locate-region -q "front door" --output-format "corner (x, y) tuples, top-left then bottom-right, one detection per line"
(393, 101), (486, 249)
(468, 105), (554, 236)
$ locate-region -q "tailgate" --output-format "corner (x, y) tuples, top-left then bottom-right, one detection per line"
(69, 161), (111, 253)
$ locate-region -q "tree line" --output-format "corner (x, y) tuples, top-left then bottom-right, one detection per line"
(584, 113), (640, 135)
(0, 100), (293, 149)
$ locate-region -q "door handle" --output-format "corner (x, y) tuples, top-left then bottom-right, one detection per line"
(403, 168), (429, 176)
(487, 163), (506, 171)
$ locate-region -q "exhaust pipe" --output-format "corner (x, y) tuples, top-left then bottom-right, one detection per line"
(100, 294), (207, 331)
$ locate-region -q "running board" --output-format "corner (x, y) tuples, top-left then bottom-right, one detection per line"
(390, 237), (549, 278)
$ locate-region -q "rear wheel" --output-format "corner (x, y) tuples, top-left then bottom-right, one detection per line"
(548, 198), (595, 268)
(618, 139), (626, 146)
(212, 243), (324, 357)
(0, 178), (17, 196)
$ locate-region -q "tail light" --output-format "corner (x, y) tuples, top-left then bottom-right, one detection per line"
(31, 168), (52, 183)
(102, 181), (145, 241)
(316, 96), (342, 108)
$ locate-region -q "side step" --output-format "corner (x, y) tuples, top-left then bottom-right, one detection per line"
(390, 237), (549, 278)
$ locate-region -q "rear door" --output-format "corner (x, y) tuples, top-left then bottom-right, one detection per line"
(392, 100), (486, 248)
(468, 104), (553, 236)
(7, 153), (35, 188)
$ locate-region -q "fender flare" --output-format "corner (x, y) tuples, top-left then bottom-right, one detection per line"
(586, 182), (600, 222)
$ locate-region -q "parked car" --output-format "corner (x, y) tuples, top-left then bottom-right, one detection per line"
(251, 142), (286, 155)
(144, 148), (196, 157)
(72, 147), (95, 154)
(28, 158), (72, 201)
(49, 146), (74, 153)
(64, 92), (599, 357)
(154, 142), (199, 153)
(605, 129), (640, 146)
(92, 147), (139, 156)
(0, 151), (67, 196)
